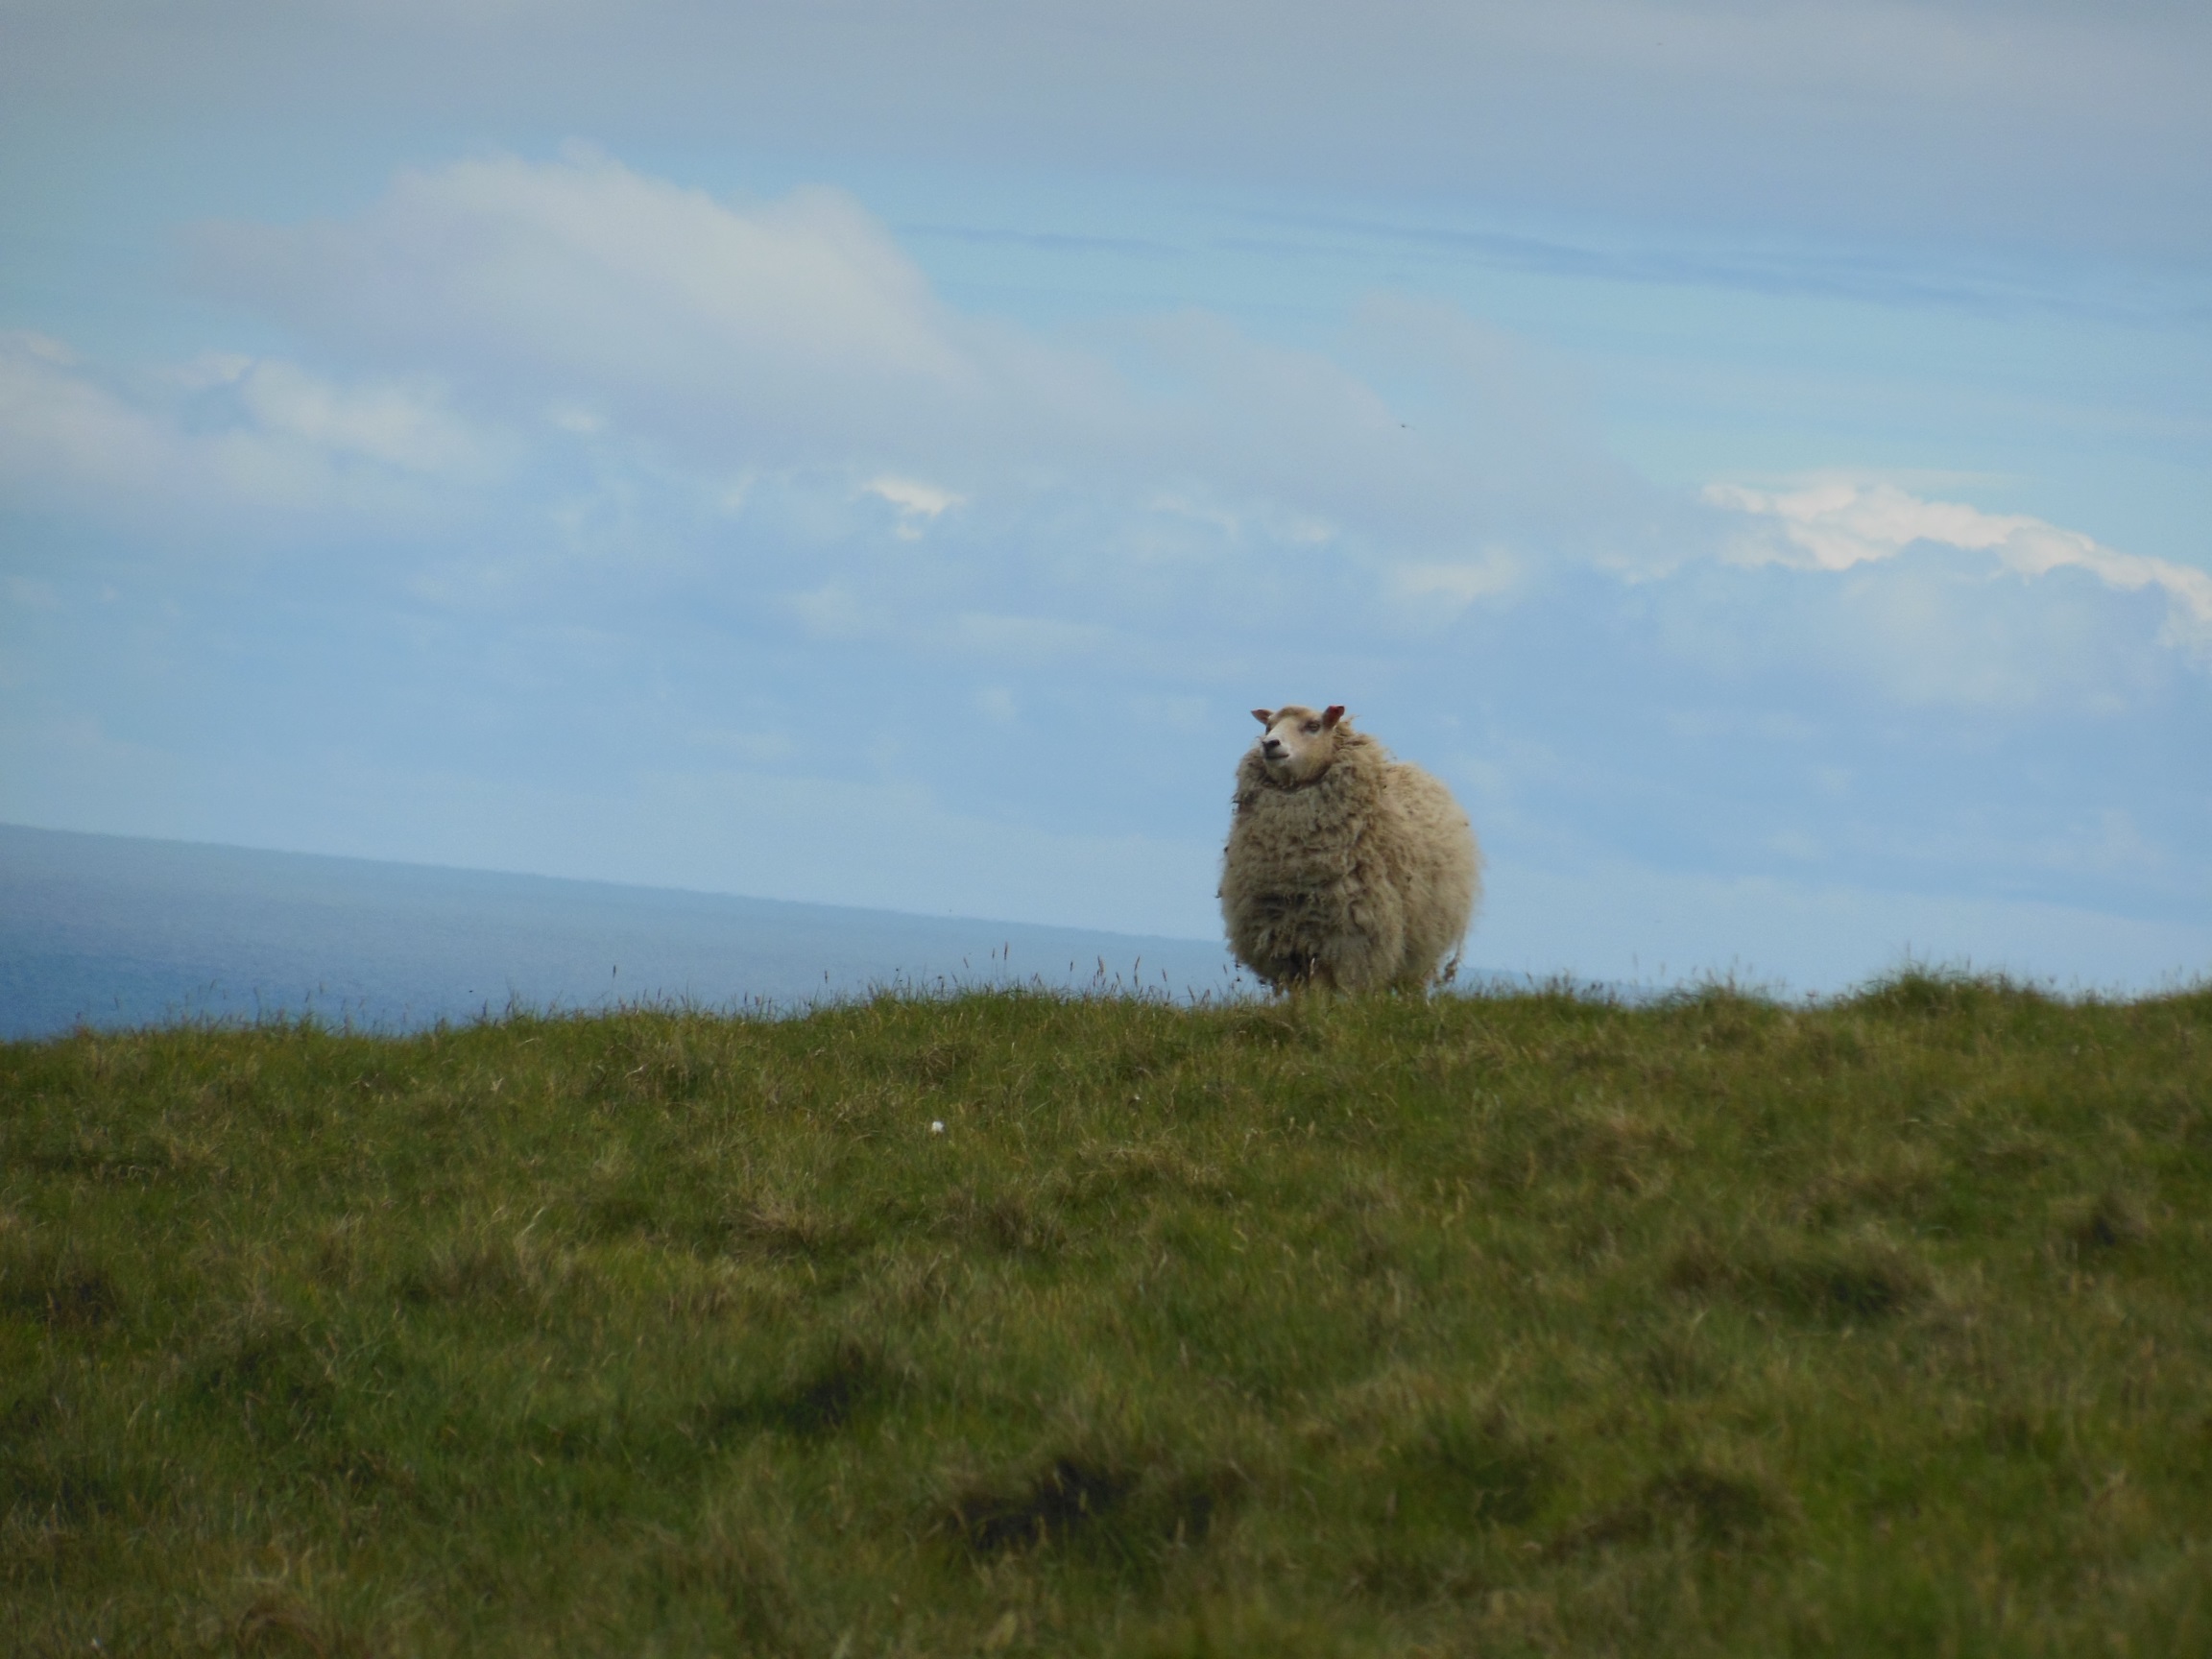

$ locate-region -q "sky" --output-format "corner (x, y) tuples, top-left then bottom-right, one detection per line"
(2, 0), (2207, 994)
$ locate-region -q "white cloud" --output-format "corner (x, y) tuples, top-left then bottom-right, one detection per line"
(863, 474), (964, 538)
(1709, 479), (2212, 664)
(1387, 549), (1520, 616)
(229, 359), (492, 475)
(1140, 490), (1340, 553)
(200, 156), (990, 466)
(0, 332), (188, 500)
(862, 476), (961, 517)
(192, 156), (1646, 580)
(0, 331), (502, 529)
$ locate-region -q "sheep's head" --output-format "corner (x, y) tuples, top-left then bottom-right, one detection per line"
(1251, 704), (1346, 784)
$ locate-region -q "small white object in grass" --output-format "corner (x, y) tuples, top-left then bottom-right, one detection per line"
(930, 1120), (946, 1134)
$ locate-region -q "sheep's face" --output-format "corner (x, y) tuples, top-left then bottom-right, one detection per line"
(1251, 704), (1345, 785)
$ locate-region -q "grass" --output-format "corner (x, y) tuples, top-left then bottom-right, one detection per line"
(3, 970), (2210, 1655)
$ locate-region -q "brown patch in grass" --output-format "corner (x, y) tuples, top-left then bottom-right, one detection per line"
(936, 1186), (1065, 1257)
(1663, 987), (1773, 1051)
(1791, 1146), (1943, 1228)
(0, 1241), (123, 1329)
(647, 1518), (800, 1650)
(194, 1316), (337, 1439)
(730, 1199), (847, 1259)
(1552, 1464), (1791, 1555)
(1221, 1008), (1327, 1049)
(308, 1214), (375, 1289)
(1058, 1142), (1232, 1213)
(1851, 968), (2036, 1021)
(396, 1234), (567, 1308)
(232, 1595), (332, 1657)
(910, 1039), (974, 1085)
(1666, 1232), (1928, 1323)
(1388, 1408), (1557, 1527)
(2056, 1190), (2152, 1260)
(1787, 1022), (1867, 1074)
(936, 1454), (1242, 1561)
(2, 1446), (118, 1525)
(1641, 1333), (1719, 1398)
(1489, 1103), (1689, 1196)
(1966, 1127), (2060, 1176)
(941, 1455), (1141, 1553)
(707, 1339), (891, 1440)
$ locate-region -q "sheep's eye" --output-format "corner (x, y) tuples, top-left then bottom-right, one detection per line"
(1303, 721), (1320, 733)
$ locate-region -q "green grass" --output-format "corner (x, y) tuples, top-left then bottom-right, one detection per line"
(5, 971), (2210, 1655)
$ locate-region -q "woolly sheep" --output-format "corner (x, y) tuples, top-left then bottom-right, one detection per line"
(1219, 704), (1481, 994)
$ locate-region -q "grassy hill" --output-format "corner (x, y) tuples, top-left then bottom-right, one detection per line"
(5, 974), (2209, 1655)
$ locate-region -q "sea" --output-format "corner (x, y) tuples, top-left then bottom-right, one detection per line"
(0, 823), (1254, 1041)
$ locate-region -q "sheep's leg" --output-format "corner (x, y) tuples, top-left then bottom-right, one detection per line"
(1326, 882), (1407, 994)
(1320, 926), (1391, 994)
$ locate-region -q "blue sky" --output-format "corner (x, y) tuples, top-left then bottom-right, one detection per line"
(3, 0), (2207, 992)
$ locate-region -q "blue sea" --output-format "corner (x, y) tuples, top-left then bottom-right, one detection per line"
(0, 824), (1253, 1041)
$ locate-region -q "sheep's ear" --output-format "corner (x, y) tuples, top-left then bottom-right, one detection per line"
(1321, 705), (1345, 729)
(1252, 709), (1274, 726)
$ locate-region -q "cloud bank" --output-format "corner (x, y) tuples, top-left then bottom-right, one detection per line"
(1712, 480), (2212, 663)
(10, 2), (2209, 259)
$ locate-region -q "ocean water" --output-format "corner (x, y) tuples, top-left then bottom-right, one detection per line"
(0, 824), (1251, 1041)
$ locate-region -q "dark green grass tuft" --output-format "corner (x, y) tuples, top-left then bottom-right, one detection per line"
(4, 976), (2211, 1654)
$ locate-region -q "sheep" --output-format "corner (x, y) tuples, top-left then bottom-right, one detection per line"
(1219, 704), (1481, 994)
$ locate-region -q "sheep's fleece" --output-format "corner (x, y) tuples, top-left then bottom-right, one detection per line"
(1220, 706), (1481, 993)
